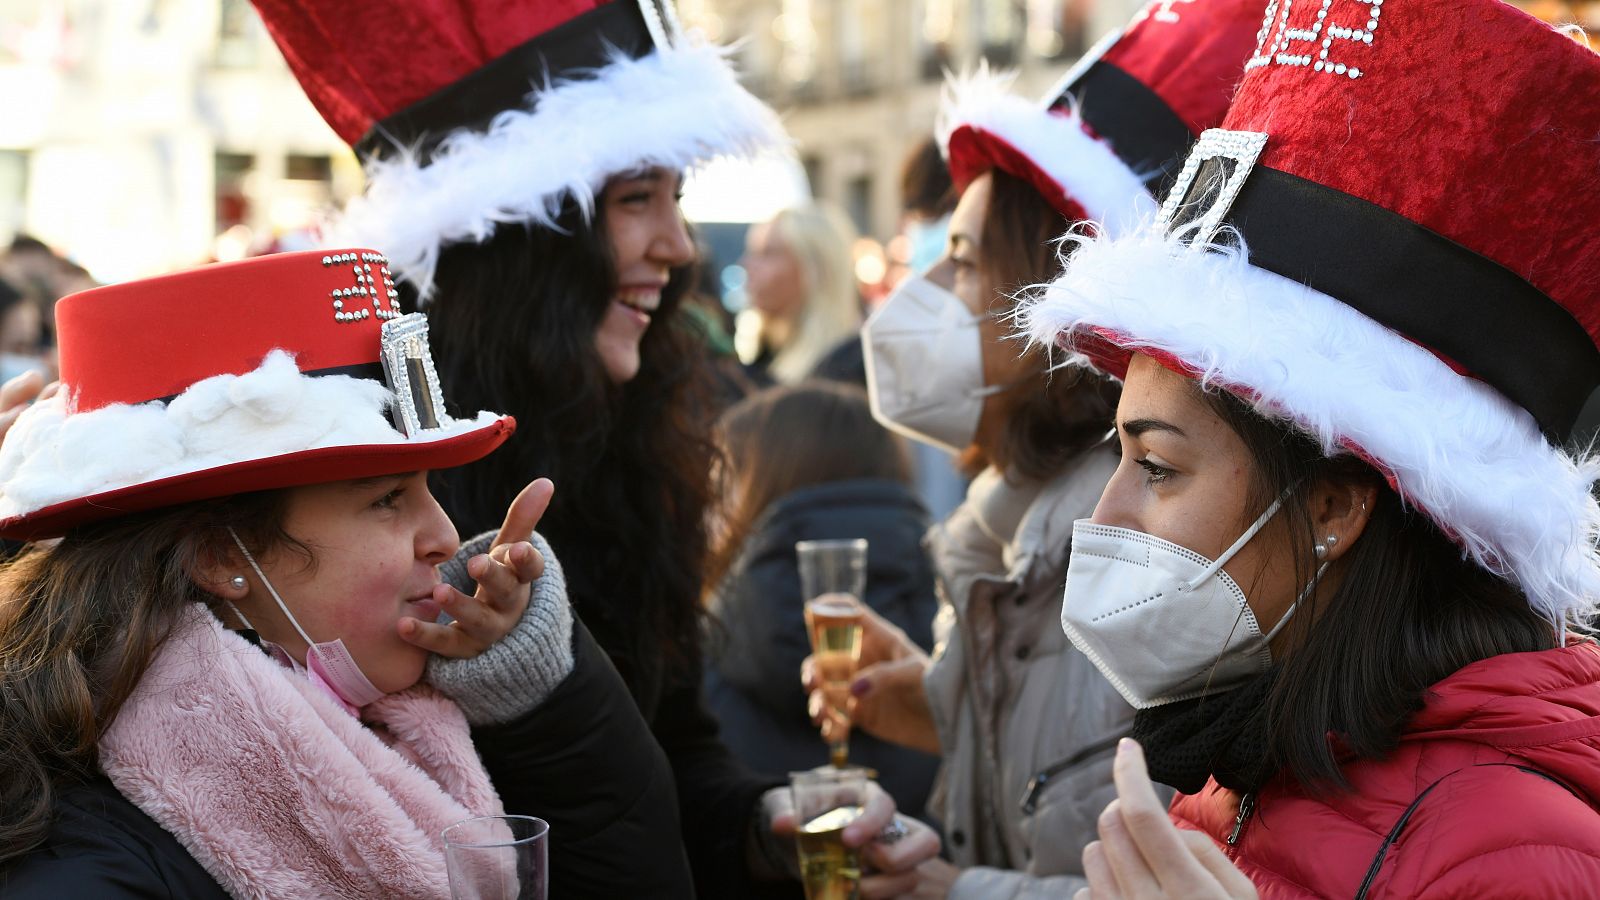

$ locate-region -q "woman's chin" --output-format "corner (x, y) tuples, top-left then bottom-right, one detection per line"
(595, 334), (643, 383)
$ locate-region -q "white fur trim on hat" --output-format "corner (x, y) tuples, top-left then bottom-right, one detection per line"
(1020, 226), (1600, 627)
(330, 39), (788, 300)
(0, 350), (499, 519)
(937, 66), (1157, 236)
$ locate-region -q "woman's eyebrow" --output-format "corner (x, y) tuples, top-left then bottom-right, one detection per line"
(347, 473), (416, 490)
(1119, 417), (1187, 438)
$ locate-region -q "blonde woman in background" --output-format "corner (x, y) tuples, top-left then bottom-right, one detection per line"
(738, 203), (863, 385)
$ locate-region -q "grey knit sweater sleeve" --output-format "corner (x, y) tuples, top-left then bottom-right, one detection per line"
(425, 529), (575, 726)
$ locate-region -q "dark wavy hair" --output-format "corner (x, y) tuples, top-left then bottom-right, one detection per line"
(1203, 386), (1556, 791)
(421, 201), (716, 677)
(960, 168), (1119, 480)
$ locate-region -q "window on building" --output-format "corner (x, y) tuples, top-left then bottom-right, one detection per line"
(802, 154), (825, 201)
(0, 151), (28, 244)
(284, 154), (332, 183)
(916, 0), (958, 81)
(837, 0), (887, 96)
(846, 174), (874, 237)
(214, 0), (264, 68)
(777, 0), (820, 96)
(1027, 0), (1094, 60)
(979, 0), (1024, 67)
(214, 153), (254, 231)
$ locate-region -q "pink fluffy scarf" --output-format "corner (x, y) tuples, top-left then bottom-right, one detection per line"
(99, 604), (504, 899)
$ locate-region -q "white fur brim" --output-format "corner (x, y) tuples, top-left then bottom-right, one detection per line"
(937, 66), (1157, 236)
(1021, 227), (1600, 627)
(0, 350), (501, 519)
(329, 40), (788, 300)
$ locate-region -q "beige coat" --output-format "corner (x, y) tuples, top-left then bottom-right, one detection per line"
(924, 444), (1158, 899)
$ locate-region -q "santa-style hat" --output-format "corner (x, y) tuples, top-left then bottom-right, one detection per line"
(938, 0), (1264, 235)
(251, 0), (786, 298)
(0, 250), (514, 539)
(1024, 0), (1600, 624)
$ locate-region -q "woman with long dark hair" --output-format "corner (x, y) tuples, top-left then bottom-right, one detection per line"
(252, 2), (940, 893)
(1024, 2), (1600, 895)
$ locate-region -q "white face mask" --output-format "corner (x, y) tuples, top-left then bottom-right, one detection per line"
(861, 274), (1005, 454)
(228, 529), (386, 715)
(1060, 495), (1326, 709)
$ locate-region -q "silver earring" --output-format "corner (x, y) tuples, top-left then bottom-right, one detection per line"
(230, 575), (247, 591)
(1325, 534), (1338, 546)
(1314, 543), (1328, 560)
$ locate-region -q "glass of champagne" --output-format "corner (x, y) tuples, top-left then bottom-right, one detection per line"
(791, 767), (868, 900)
(798, 538), (868, 768)
(443, 814), (549, 900)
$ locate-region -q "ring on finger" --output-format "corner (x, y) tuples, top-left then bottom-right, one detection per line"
(875, 815), (910, 845)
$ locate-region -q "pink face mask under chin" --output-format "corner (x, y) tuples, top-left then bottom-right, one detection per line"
(227, 529), (387, 716)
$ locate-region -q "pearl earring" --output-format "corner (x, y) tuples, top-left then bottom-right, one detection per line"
(1314, 543), (1327, 560)
(230, 575), (247, 591)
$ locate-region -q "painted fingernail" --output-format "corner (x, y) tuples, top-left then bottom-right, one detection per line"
(1118, 737), (1134, 756)
(850, 678), (871, 697)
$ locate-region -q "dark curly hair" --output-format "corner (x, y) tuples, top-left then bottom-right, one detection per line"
(421, 200), (717, 684)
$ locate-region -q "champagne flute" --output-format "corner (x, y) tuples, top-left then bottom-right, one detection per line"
(798, 538), (868, 767)
(791, 767), (868, 900)
(443, 815), (548, 900)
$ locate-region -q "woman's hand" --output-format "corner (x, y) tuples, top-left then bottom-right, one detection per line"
(1077, 739), (1258, 900)
(0, 370), (54, 443)
(399, 479), (554, 659)
(768, 781), (944, 899)
(903, 858), (960, 899)
(802, 601), (940, 754)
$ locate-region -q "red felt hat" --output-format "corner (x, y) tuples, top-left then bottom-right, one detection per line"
(939, 0), (1264, 233)
(1025, 0), (1600, 625)
(0, 250), (514, 539)
(251, 0), (785, 299)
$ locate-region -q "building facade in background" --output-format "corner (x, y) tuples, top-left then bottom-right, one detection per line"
(685, 0), (1145, 241)
(0, 0), (1591, 281)
(0, 0), (351, 282)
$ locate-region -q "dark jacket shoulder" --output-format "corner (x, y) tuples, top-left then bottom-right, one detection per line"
(0, 776), (225, 898)
(475, 618), (695, 898)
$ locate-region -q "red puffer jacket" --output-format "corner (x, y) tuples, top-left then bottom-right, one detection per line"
(1170, 641), (1600, 898)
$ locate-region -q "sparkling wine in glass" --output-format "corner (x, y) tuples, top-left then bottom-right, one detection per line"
(798, 539), (868, 767)
(791, 767), (868, 900)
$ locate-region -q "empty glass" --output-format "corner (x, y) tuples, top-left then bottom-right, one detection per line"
(443, 814), (548, 900)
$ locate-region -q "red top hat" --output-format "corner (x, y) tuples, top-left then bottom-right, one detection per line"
(939, 0), (1264, 234)
(251, 0), (786, 299)
(1025, 0), (1600, 624)
(0, 250), (514, 539)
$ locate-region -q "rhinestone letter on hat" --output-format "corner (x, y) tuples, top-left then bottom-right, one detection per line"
(1246, 0), (1384, 80)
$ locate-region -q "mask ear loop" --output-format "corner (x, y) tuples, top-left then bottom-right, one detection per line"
(1261, 559), (1330, 644)
(1186, 482), (1302, 589)
(228, 527), (317, 649)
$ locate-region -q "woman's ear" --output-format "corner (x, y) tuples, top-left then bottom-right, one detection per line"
(185, 542), (250, 601)
(1309, 478), (1380, 563)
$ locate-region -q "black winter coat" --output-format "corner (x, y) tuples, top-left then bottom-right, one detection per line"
(704, 479), (942, 821)
(0, 622), (692, 899)
(567, 576), (783, 900)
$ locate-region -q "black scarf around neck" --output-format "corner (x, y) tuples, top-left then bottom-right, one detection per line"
(1131, 671), (1278, 795)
